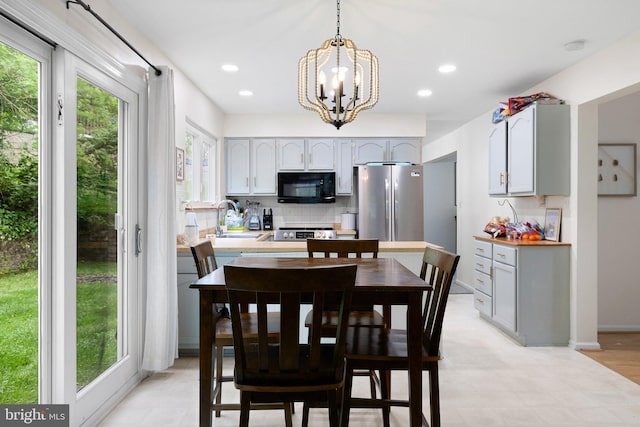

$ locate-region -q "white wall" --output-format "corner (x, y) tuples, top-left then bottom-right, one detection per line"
(597, 92), (640, 330)
(424, 29), (640, 348)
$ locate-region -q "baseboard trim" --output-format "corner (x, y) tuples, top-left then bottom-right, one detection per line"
(570, 340), (601, 351)
(598, 326), (640, 333)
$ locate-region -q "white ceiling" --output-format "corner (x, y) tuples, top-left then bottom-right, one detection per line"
(110, 0), (640, 140)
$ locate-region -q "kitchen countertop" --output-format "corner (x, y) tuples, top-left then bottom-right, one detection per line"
(178, 230), (433, 253)
(474, 235), (571, 246)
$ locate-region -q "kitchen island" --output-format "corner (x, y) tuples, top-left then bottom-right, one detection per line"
(177, 231), (437, 352)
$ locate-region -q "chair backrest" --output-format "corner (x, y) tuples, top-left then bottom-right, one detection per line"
(191, 240), (218, 278)
(419, 247), (461, 356)
(224, 264), (357, 385)
(307, 239), (379, 259)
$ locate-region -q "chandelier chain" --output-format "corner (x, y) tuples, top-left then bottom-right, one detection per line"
(336, 0), (341, 38)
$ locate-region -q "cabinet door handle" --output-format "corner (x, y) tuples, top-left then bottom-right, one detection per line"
(477, 248), (485, 253)
(254, 177), (257, 186)
(300, 153), (303, 164)
(309, 154), (313, 164)
(476, 262), (485, 269)
(499, 172), (504, 186)
(476, 278), (484, 285)
(476, 298), (484, 304)
(496, 252), (506, 258)
(246, 177), (249, 187)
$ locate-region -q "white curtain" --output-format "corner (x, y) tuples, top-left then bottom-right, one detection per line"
(142, 66), (178, 370)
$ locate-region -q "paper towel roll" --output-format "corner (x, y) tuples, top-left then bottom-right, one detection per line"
(341, 213), (356, 230)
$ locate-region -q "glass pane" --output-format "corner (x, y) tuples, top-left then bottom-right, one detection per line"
(0, 42), (40, 404)
(200, 142), (210, 200)
(76, 77), (120, 391)
(185, 132), (193, 200)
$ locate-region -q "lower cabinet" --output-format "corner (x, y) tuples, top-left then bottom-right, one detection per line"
(473, 238), (570, 346)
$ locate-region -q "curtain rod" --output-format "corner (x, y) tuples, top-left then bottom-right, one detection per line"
(66, 0), (162, 76)
(0, 9), (57, 48)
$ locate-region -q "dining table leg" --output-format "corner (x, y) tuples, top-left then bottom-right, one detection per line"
(407, 294), (423, 427)
(199, 290), (214, 427)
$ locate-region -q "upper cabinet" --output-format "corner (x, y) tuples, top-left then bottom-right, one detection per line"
(488, 103), (570, 196)
(277, 138), (335, 171)
(226, 138), (276, 195)
(353, 138), (421, 165)
(336, 140), (354, 195)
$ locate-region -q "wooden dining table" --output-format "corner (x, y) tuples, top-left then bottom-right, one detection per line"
(189, 256), (430, 427)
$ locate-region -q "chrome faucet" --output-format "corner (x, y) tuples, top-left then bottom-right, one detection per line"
(214, 200), (239, 237)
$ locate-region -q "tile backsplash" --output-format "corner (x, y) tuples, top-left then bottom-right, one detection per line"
(177, 195), (357, 236)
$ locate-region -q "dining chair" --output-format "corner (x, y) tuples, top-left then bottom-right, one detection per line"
(224, 263), (358, 427)
(302, 238), (385, 426)
(190, 241), (285, 419)
(340, 246), (460, 427)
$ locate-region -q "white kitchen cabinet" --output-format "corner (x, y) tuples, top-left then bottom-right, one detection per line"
(277, 138), (335, 171)
(354, 139), (388, 164)
(251, 139), (277, 193)
(336, 140), (354, 194)
(473, 237), (570, 346)
(354, 138), (422, 165)
(488, 121), (507, 195)
(488, 103), (570, 196)
(492, 245), (516, 332)
(389, 139), (421, 163)
(226, 138), (276, 195)
(177, 250), (241, 352)
(226, 138), (250, 194)
(277, 138), (305, 170)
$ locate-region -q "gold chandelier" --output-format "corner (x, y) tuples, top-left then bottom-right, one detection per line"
(298, 0), (379, 129)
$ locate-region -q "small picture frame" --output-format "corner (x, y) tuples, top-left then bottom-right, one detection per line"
(544, 208), (562, 242)
(598, 143), (637, 196)
(176, 147), (185, 181)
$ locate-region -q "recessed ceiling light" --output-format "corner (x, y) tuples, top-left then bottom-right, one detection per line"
(438, 64), (456, 73)
(417, 89), (433, 97)
(222, 64), (239, 72)
(239, 90), (253, 97)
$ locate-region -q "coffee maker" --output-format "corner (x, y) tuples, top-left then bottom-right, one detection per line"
(262, 208), (273, 230)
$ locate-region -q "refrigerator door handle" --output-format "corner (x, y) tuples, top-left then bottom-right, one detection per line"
(385, 177), (392, 241)
(393, 178), (399, 241)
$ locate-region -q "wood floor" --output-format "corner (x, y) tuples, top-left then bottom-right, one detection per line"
(580, 332), (640, 386)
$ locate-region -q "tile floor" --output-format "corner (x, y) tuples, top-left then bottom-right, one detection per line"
(99, 294), (640, 426)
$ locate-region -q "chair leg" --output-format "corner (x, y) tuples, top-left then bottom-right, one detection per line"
(429, 364), (440, 427)
(327, 390), (339, 427)
(301, 403), (310, 427)
(284, 401), (293, 427)
(214, 344), (224, 417)
(239, 392), (251, 427)
(340, 365), (354, 427)
(380, 370), (391, 427)
(368, 369), (377, 399)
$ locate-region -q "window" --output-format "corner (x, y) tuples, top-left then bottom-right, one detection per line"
(184, 121), (217, 202)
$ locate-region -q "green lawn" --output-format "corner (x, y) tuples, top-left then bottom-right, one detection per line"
(0, 261), (117, 403)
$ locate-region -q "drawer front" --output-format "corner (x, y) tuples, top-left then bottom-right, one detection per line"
(473, 270), (492, 296)
(474, 240), (492, 258)
(493, 244), (516, 266)
(474, 289), (492, 317)
(473, 254), (492, 275)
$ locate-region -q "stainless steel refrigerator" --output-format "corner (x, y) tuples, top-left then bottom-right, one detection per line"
(357, 163), (424, 241)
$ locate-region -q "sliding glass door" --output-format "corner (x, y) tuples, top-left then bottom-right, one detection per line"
(57, 53), (142, 425)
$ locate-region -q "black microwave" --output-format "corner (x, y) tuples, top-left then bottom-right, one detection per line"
(277, 172), (336, 204)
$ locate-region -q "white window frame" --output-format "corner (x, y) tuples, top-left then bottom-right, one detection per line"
(185, 119), (217, 202)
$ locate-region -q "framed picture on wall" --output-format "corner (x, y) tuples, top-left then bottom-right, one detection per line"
(598, 143), (637, 196)
(544, 208), (562, 242)
(176, 147), (184, 181)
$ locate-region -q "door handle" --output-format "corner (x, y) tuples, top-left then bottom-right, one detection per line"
(135, 224), (142, 256)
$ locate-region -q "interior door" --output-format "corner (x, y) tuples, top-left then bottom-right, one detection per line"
(54, 51), (141, 426)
